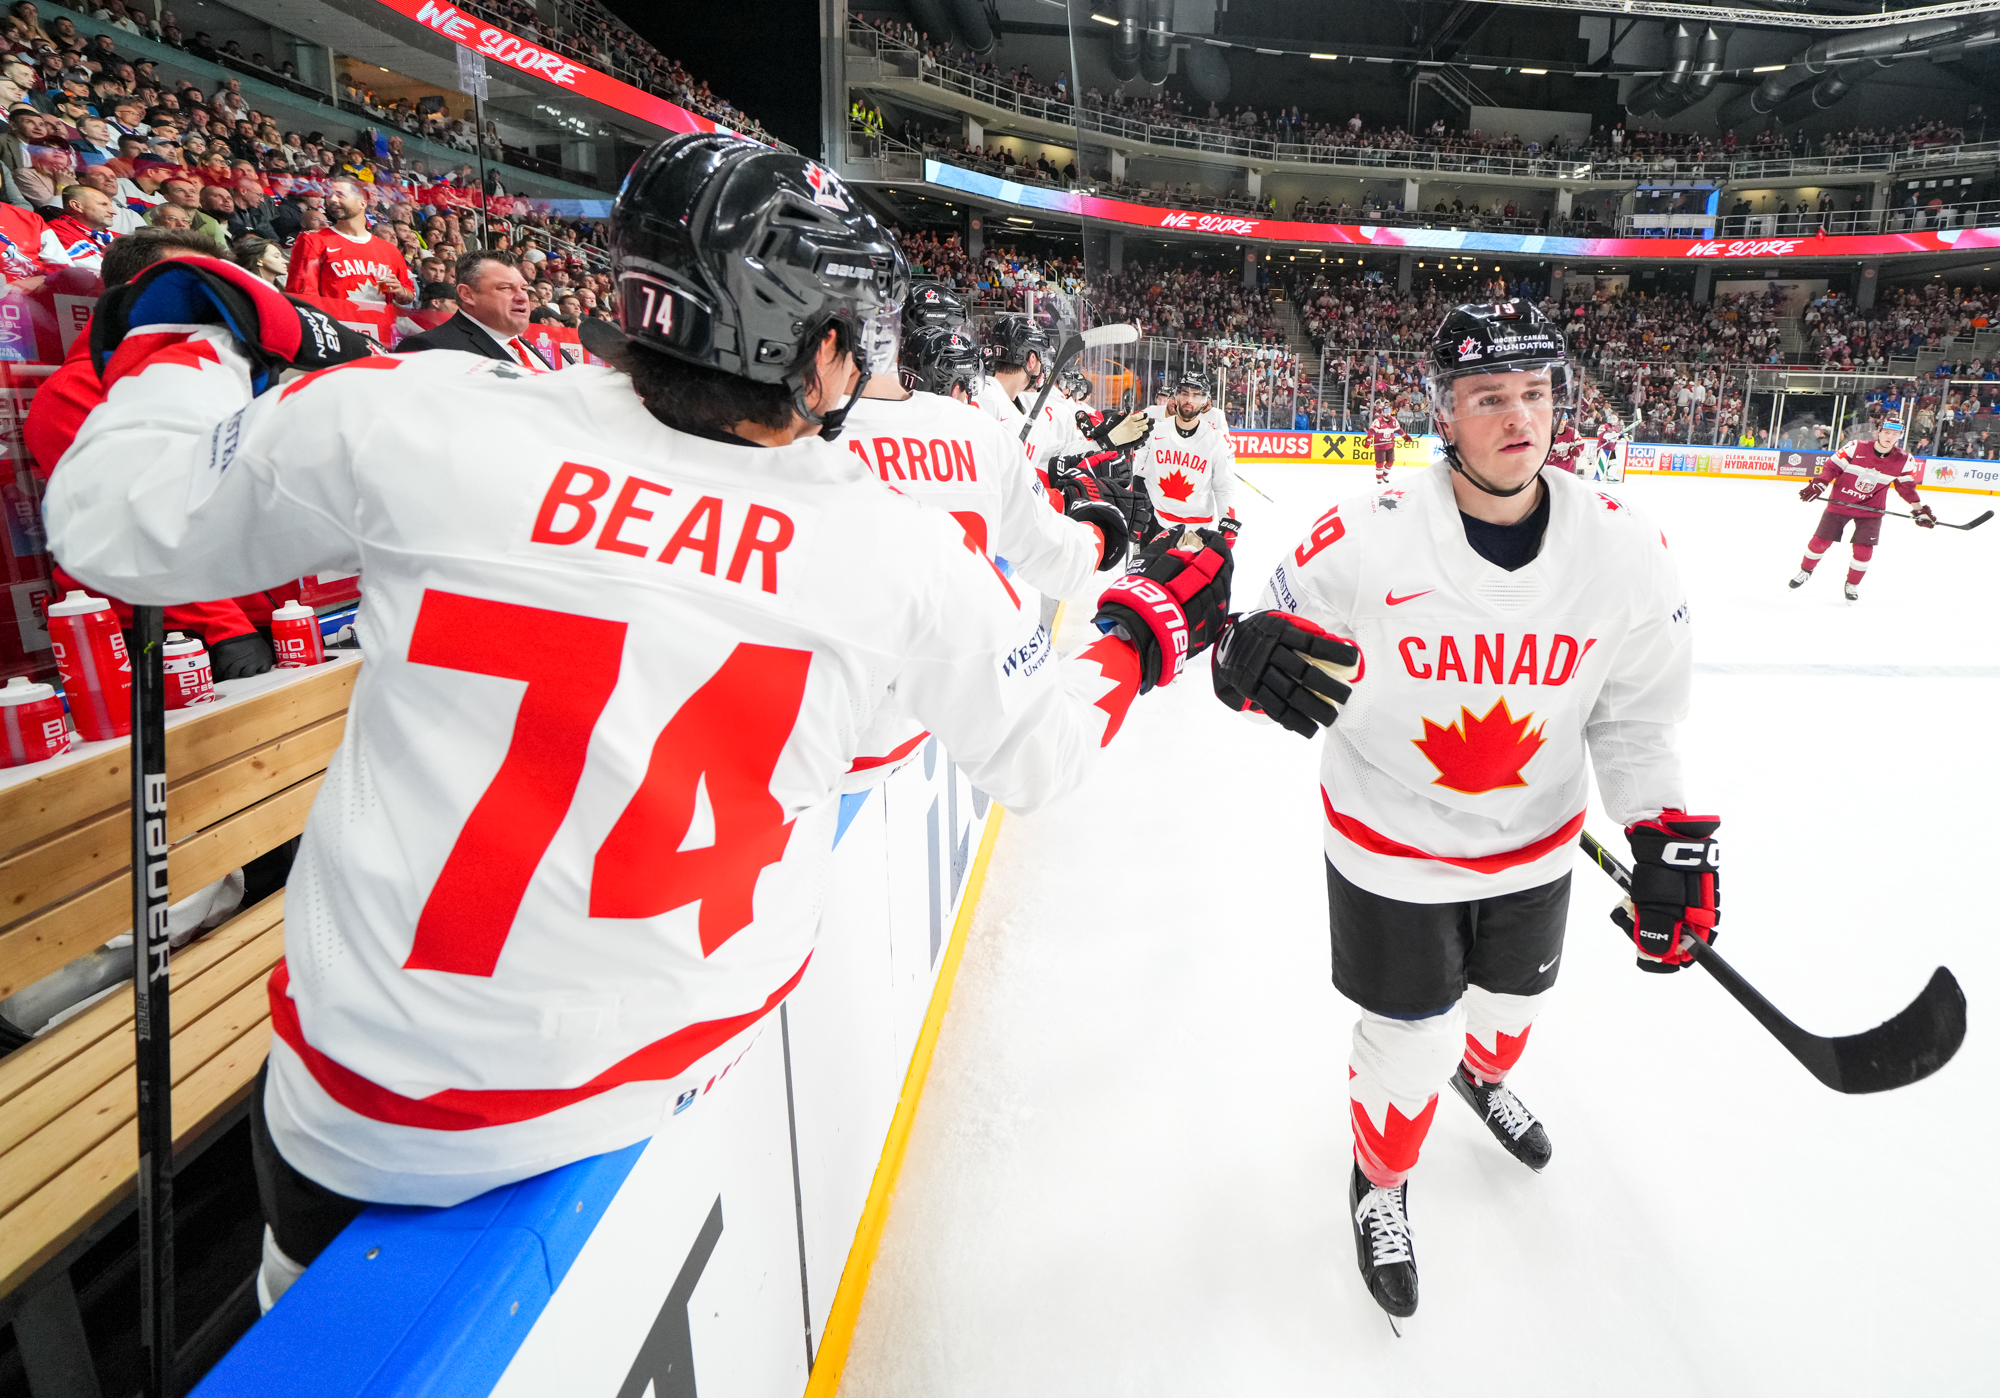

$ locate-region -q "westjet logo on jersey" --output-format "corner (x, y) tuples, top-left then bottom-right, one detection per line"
(999, 625), (1053, 681)
(1397, 632), (1597, 686)
(522, 461), (804, 596)
(849, 436), (978, 483)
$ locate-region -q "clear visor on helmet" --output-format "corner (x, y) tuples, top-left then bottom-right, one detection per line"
(855, 300), (903, 383)
(1427, 358), (1576, 422)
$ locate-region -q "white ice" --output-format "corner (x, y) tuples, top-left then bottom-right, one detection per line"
(838, 464), (2000, 1398)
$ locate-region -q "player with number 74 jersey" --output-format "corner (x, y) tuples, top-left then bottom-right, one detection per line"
(43, 137), (1235, 1211)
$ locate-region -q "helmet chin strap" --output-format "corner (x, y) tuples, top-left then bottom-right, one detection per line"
(790, 345), (871, 441)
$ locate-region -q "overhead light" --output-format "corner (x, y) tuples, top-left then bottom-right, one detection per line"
(1006, 216), (1033, 224)
(1310, 53), (1337, 60)
(1521, 67), (1547, 74)
(1090, 12), (1117, 24)
(1753, 64), (1786, 73)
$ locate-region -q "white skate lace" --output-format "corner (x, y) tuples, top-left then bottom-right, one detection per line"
(1485, 1084), (1536, 1141)
(1355, 1185), (1413, 1266)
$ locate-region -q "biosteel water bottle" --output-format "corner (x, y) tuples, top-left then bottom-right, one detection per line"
(162, 631), (215, 709)
(269, 600), (324, 669)
(0, 674), (71, 767)
(45, 592), (131, 741)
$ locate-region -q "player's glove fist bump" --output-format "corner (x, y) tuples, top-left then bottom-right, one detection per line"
(1616, 811), (1721, 974)
(1090, 408), (1153, 450)
(1211, 612), (1360, 739)
(92, 254), (377, 397)
(1093, 528), (1233, 692)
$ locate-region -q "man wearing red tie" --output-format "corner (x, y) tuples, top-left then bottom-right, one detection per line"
(393, 251), (553, 370)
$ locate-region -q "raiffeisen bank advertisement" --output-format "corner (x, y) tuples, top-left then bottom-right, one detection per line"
(373, 0), (762, 141)
(926, 160), (2000, 262)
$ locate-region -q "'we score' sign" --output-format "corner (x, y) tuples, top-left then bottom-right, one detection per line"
(371, 0), (764, 142)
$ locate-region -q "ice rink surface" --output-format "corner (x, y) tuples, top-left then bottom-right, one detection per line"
(838, 463), (1998, 1398)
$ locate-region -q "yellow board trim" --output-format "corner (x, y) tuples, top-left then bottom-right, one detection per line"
(803, 805), (1008, 1395)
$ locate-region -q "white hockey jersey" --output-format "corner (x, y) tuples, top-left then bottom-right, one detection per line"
(1137, 412), (1239, 526)
(839, 389), (1105, 784)
(44, 334), (1144, 1205)
(1257, 466), (1690, 902)
(977, 377), (1081, 472)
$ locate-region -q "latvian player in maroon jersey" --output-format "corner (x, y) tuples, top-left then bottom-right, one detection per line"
(1789, 413), (1937, 602)
(1546, 419), (1585, 477)
(1368, 400), (1408, 485)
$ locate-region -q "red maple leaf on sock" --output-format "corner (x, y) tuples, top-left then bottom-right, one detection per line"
(1156, 468), (1194, 502)
(1412, 696), (1546, 794)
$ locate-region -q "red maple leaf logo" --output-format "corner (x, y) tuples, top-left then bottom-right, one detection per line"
(1156, 468), (1194, 502)
(1412, 697), (1546, 795)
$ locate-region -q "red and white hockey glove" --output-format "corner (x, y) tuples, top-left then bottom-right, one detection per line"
(1211, 611), (1360, 739)
(1799, 480), (1827, 503)
(91, 254), (376, 397)
(1093, 527), (1233, 692)
(1615, 812), (1721, 974)
(1218, 514), (1242, 545)
(1911, 503), (1938, 529)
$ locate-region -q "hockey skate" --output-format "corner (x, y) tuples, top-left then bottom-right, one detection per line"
(1844, 582), (1861, 603)
(1450, 1065), (1552, 1172)
(1349, 1162), (1417, 1331)
(1788, 570), (1812, 589)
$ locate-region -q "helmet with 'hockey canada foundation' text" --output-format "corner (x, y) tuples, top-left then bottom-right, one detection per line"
(599, 132), (907, 438)
(905, 280), (966, 332)
(904, 324), (983, 399)
(1425, 298), (1576, 498)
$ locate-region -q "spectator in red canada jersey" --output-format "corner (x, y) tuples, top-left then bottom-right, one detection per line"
(0, 195), (67, 288)
(285, 176), (414, 307)
(24, 229), (280, 676)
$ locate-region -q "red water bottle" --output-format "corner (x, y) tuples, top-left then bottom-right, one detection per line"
(45, 591), (132, 742)
(270, 599), (324, 669)
(0, 674), (72, 768)
(162, 631), (216, 708)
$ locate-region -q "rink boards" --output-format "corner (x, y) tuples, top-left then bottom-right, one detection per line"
(195, 734), (1001, 1398)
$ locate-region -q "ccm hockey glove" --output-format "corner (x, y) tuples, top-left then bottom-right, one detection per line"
(92, 254), (377, 395)
(1615, 811), (1721, 973)
(1211, 612), (1360, 739)
(1093, 527), (1233, 691)
(1047, 451), (1131, 570)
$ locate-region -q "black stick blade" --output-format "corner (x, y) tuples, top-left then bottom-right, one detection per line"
(1952, 510), (1993, 531)
(1828, 967), (1968, 1094)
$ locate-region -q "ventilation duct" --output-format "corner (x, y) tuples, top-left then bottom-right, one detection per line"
(1717, 17), (1972, 126)
(1625, 22), (1698, 117)
(1652, 26), (1728, 117)
(1770, 58), (1880, 124)
(1141, 0), (1175, 85)
(949, 0), (997, 55)
(1184, 41), (1231, 101)
(1109, 0), (1143, 81)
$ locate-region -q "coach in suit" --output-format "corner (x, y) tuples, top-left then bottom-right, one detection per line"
(395, 250), (554, 369)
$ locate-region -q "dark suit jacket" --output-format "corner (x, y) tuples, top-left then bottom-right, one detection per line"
(394, 311), (553, 368)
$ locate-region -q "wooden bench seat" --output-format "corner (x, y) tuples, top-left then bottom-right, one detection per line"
(0, 656), (359, 1347)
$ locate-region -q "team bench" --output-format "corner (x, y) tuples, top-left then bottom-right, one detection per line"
(0, 655), (360, 1396)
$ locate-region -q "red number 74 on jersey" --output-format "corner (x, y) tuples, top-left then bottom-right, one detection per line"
(401, 590), (811, 977)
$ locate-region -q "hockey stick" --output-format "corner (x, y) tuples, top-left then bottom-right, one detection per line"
(1579, 831), (1965, 1095)
(1019, 323), (1140, 444)
(129, 606), (175, 1398)
(1836, 502), (1993, 531)
(1235, 471), (1275, 503)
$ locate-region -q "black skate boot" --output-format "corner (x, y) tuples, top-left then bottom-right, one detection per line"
(1450, 1064), (1552, 1171)
(1788, 569), (1812, 589)
(1349, 1162), (1417, 1329)
(1844, 581), (1861, 603)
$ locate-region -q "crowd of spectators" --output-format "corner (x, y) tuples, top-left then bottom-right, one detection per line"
(1090, 257), (1282, 343)
(0, 2), (616, 336)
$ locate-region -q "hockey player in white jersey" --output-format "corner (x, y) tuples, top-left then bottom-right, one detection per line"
(1135, 369), (1240, 535)
(43, 133), (1238, 1302)
(1208, 300), (1719, 1327)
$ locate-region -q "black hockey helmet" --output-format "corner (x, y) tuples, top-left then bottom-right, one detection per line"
(1057, 364), (1091, 402)
(1176, 368), (1212, 399)
(985, 313), (1051, 373)
(1425, 298), (1575, 497)
(904, 324), (982, 398)
(601, 132), (907, 437)
(905, 279), (965, 331)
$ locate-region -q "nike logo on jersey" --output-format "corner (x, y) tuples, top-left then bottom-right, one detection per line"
(1538, 954), (1560, 973)
(1385, 589), (1433, 606)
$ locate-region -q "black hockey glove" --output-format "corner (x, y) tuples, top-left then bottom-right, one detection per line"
(1086, 408), (1153, 451)
(1047, 452), (1130, 571)
(1614, 812), (1721, 974)
(1211, 611), (1360, 739)
(208, 631), (276, 680)
(1093, 527), (1233, 692)
(1218, 513), (1242, 545)
(92, 254), (378, 396)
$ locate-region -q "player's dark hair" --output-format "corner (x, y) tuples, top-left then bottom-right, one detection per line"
(598, 320), (851, 439)
(99, 228), (227, 288)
